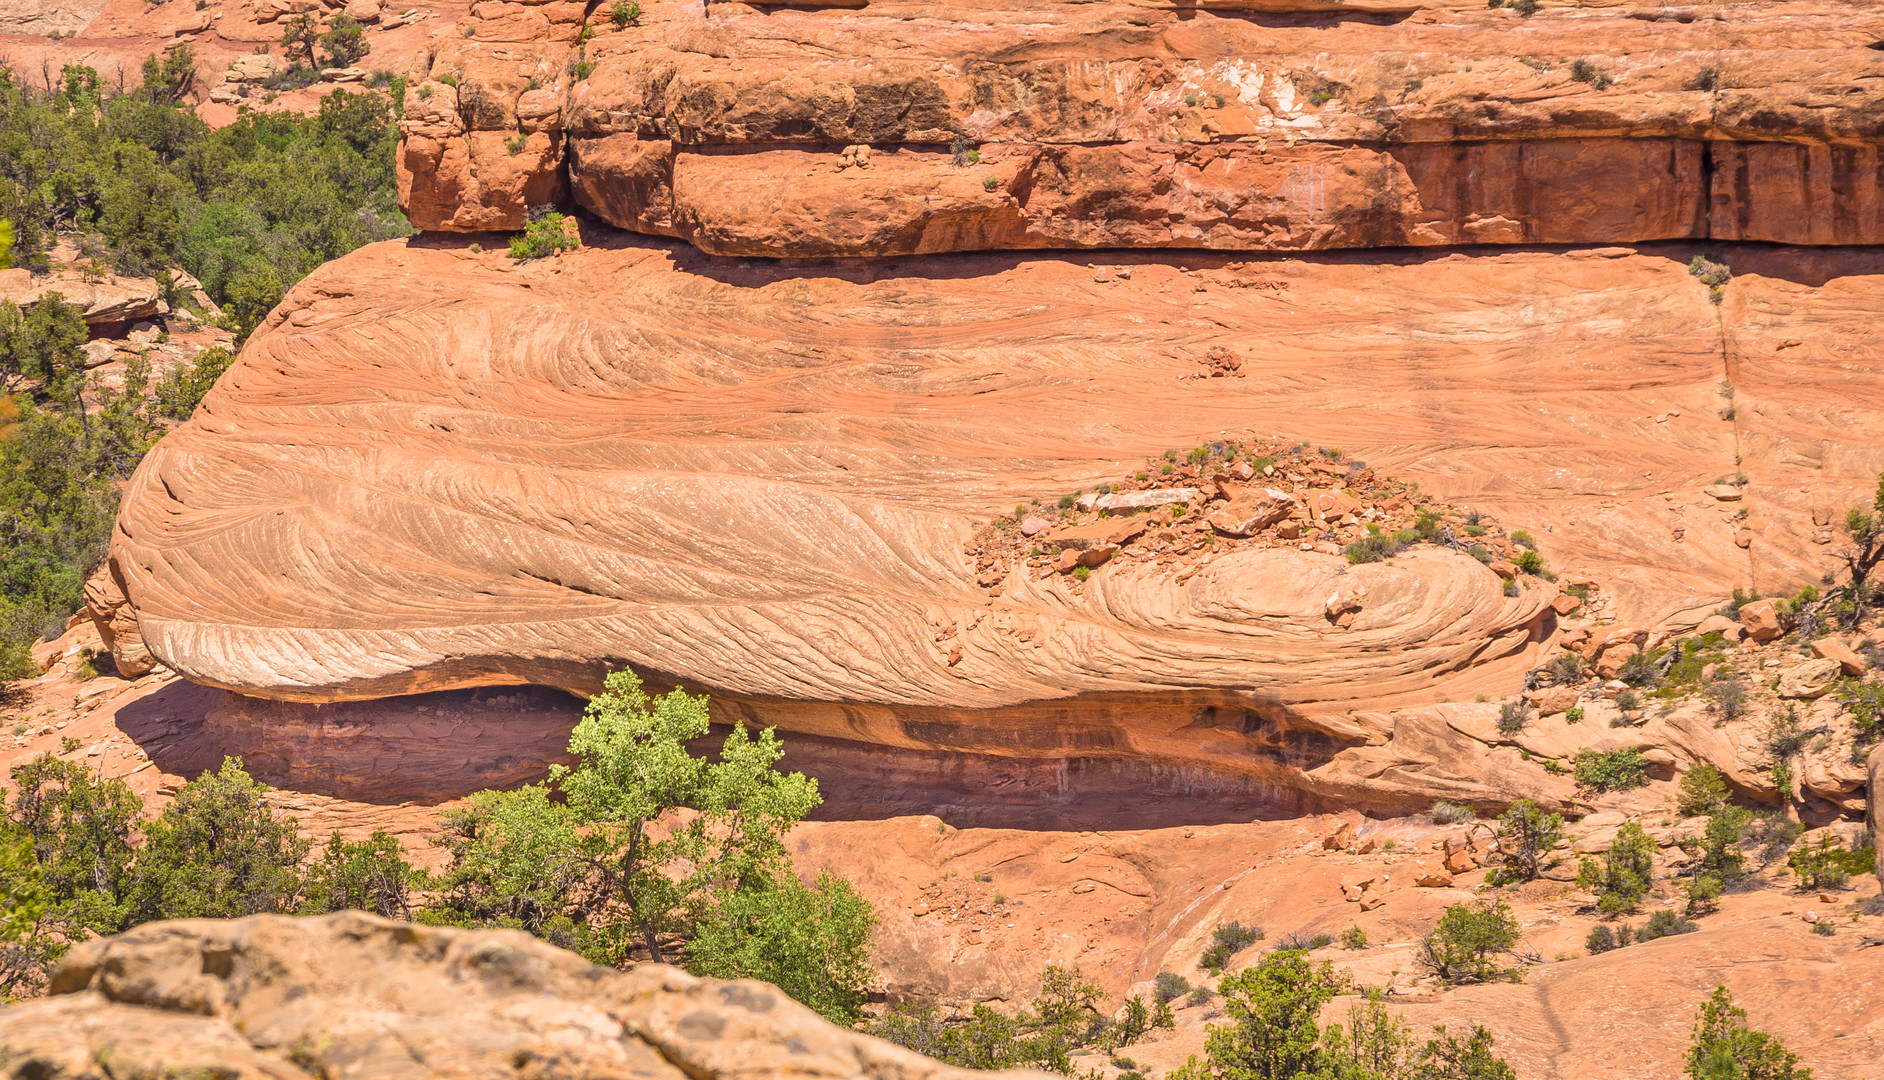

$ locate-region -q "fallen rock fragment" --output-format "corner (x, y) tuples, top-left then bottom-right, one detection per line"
(1776, 658), (1841, 699)
(1738, 599), (1792, 642)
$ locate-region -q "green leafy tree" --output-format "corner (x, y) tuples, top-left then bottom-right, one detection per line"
(300, 829), (414, 919)
(222, 265), (282, 345)
(1576, 822), (1656, 916)
(152, 345), (233, 420)
(1681, 805), (1752, 917)
(1685, 987), (1812, 1080)
(1417, 901), (1521, 985)
(1412, 1026), (1517, 1080)
(128, 757), (310, 922)
(1574, 748), (1649, 793)
(280, 13), (320, 68)
(1677, 763), (1731, 817)
(320, 15), (372, 68)
(139, 44), (196, 104)
(1198, 950), (1344, 1080)
(6, 754), (138, 934)
(1488, 798), (1562, 884)
(686, 870), (876, 1024)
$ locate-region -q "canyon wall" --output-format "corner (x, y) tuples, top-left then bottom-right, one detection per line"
(398, 0), (1884, 254)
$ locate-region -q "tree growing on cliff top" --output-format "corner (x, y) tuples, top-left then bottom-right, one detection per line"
(1685, 986), (1812, 1080)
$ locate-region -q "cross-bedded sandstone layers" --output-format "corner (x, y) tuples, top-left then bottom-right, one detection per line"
(397, 0), (1884, 253)
(98, 235), (1884, 808)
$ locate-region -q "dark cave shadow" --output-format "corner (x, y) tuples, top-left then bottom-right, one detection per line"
(553, 224), (1884, 293)
(112, 680), (1324, 828)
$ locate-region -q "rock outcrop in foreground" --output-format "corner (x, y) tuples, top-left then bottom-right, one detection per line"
(400, 0), (1884, 254)
(0, 912), (1040, 1080)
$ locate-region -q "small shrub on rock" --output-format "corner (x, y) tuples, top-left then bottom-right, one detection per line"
(509, 212), (579, 259)
(1684, 986), (1810, 1080)
(1574, 748), (1649, 794)
(1431, 800), (1475, 825)
(1154, 971), (1192, 1004)
(1636, 909), (1698, 942)
(1585, 922), (1632, 954)
(1496, 701), (1531, 734)
(610, 0), (641, 24)
(1201, 920), (1264, 972)
(1676, 762), (1730, 817)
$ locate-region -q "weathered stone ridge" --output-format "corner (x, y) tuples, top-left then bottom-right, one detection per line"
(0, 912), (1051, 1080)
(397, 0), (1884, 253)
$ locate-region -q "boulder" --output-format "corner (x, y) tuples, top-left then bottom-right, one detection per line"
(1776, 657), (1841, 699)
(1551, 592), (1582, 616)
(1411, 860), (1453, 887)
(1019, 515), (1053, 537)
(1595, 643), (1639, 678)
(321, 67), (367, 83)
(1443, 848), (1478, 874)
(1358, 889), (1385, 911)
(1095, 488), (1195, 513)
(1705, 484), (1743, 501)
(1207, 488), (1295, 537)
(223, 53), (281, 83)
(1, 913), (1039, 1080)
(1694, 614), (1746, 641)
(1739, 599), (1792, 642)
(345, 0), (381, 20)
(0, 271), (161, 325)
(1525, 685), (1579, 716)
(1324, 821), (1356, 851)
(1488, 560), (1517, 581)
(1310, 489), (1360, 523)
(1810, 637), (1865, 676)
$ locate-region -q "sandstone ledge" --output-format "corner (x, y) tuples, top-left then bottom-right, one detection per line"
(398, 0), (1884, 250)
(0, 912), (1050, 1080)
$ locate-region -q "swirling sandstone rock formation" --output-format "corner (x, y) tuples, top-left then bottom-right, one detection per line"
(399, 0), (1884, 253)
(98, 234), (1884, 811)
(0, 912), (1045, 1080)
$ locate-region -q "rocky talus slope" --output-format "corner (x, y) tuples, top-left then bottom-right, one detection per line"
(399, 0), (1884, 254)
(0, 912), (1049, 1080)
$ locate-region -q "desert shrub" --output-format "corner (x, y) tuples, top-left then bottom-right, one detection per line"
(1574, 748), (1649, 793)
(1187, 984), (1215, 1007)
(610, 0), (642, 24)
(1340, 925), (1368, 950)
(1508, 530), (1536, 550)
(1417, 900), (1522, 984)
(1585, 922), (1632, 954)
(320, 14), (371, 67)
(1684, 986), (1810, 1080)
(1576, 822), (1655, 916)
(508, 212), (579, 260)
(1616, 650), (1660, 687)
(1496, 701), (1531, 734)
(1154, 970), (1192, 1003)
(1548, 652), (1586, 684)
(128, 757), (311, 923)
(1842, 678), (1884, 745)
(1614, 688), (1640, 714)
(1636, 909), (1697, 942)
(1487, 799), (1562, 885)
(1276, 931), (1334, 951)
(1680, 806), (1751, 916)
(1431, 800), (1475, 825)
(152, 345), (233, 420)
(1201, 920), (1264, 972)
(1676, 763), (1730, 817)
(1703, 677), (1748, 725)
(688, 871), (877, 1025)
(299, 829), (414, 919)
(1687, 254), (1733, 289)
(1746, 811), (1803, 869)
(1514, 549), (1544, 576)
(1345, 524), (1412, 564)
(868, 965), (1114, 1074)
(1786, 834), (1870, 890)
(1567, 59), (1612, 88)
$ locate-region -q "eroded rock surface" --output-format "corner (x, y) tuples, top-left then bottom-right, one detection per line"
(400, 0), (1884, 252)
(96, 234), (1884, 808)
(0, 912), (1048, 1080)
